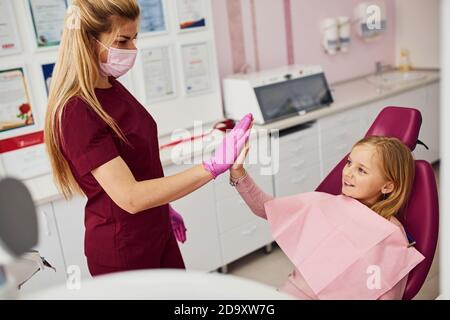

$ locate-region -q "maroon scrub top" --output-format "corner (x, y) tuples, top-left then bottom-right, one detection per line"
(60, 77), (184, 274)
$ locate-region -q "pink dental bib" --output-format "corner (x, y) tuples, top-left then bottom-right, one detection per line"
(264, 192), (425, 300)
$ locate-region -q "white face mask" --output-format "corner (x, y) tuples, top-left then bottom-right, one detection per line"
(96, 39), (137, 78)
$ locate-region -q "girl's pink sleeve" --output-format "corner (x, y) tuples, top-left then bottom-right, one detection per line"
(235, 173), (274, 219)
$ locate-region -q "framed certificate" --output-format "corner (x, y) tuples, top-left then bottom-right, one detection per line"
(175, 0), (207, 32)
(137, 0), (168, 36)
(181, 42), (212, 96)
(0, 68), (35, 133)
(41, 63), (55, 96)
(0, 0), (22, 56)
(28, 0), (68, 48)
(141, 46), (176, 104)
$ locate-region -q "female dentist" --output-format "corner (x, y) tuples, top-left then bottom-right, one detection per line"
(44, 0), (252, 276)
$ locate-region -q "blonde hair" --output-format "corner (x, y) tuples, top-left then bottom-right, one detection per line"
(44, 0), (140, 199)
(352, 136), (415, 220)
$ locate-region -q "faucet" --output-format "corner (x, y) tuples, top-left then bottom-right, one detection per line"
(375, 61), (394, 75)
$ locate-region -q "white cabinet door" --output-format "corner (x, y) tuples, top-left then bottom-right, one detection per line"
(52, 196), (91, 280)
(19, 203), (67, 295)
(380, 86), (436, 162)
(319, 108), (364, 179)
(360, 101), (385, 134)
(215, 162), (274, 265)
(419, 83), (440, 163)
(361, 84), (439, 163)
(164, 163), (223, 272)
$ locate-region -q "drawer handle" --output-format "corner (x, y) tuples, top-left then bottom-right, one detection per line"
(42, 210), (51, 236)
(290, 160), (306, 169)
(241, 225), (257, 236)
(292, 175), (307, 184)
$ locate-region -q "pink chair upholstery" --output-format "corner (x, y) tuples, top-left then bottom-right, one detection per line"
(315, 106), (439, 300)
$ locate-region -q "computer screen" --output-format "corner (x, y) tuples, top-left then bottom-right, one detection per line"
(254, 72), (334, 122)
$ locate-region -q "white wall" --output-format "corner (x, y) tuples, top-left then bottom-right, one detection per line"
(395, 0), (440, 69)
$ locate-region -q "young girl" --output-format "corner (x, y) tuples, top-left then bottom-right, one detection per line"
(230, 136), (421, 300)
(44, 0), (251, 276)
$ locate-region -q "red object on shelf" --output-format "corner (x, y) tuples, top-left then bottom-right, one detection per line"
(159, 119), (235, 151)
(0, 131), (44, 154)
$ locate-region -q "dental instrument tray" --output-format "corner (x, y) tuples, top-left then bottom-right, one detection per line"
(223, 65), (334, 124)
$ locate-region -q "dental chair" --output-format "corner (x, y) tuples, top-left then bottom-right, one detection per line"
(316, 106), (439, 300)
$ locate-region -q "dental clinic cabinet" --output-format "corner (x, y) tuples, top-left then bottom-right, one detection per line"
(18, 80), (440, 294)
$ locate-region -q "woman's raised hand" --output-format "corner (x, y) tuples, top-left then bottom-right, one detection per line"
(230, 138), (250, 179)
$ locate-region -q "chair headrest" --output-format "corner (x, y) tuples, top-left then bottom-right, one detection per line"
(365, 107), (422, 151)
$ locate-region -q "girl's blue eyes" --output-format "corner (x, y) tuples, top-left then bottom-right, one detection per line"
(346, 159), (367, 174)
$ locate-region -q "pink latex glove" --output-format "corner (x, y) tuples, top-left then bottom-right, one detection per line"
(169, 204), (187, 243)
(203, 113), (253, 179)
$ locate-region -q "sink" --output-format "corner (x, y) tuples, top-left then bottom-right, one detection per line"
(366, 71), (428, 88)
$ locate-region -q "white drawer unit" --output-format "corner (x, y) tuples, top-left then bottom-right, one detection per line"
(164, 162), (223, 272)
(220, 218), (273, 266)
(278, 134), (320, 162)
(273, 121), (321, 197)
(19, 204), (67, 295)
(319, 108), (366, 179)
(276, 123), (320, 163)
(215, 164), (273, 234)
(216, 196), (256, 234)
(276, 150), (320, 180)
(318, 108), (364, 133)
(275, 164), (322, 197)
(320, 125), (364, 150)
(52, 196), (90, 281)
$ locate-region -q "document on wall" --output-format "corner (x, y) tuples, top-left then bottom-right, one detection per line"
(0, 131), (51, 180)
(1, 143), (51, 180)
(28, 0), (67, 48)
(142, 46), (175, 103)
(181, 42), (212, 95)
(41, 63), (55, 96)
(138, 0), (166, 34)
(176, 0), (206, 31)
(0, 68), (35, 133)
(0, 0), (22, 56)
